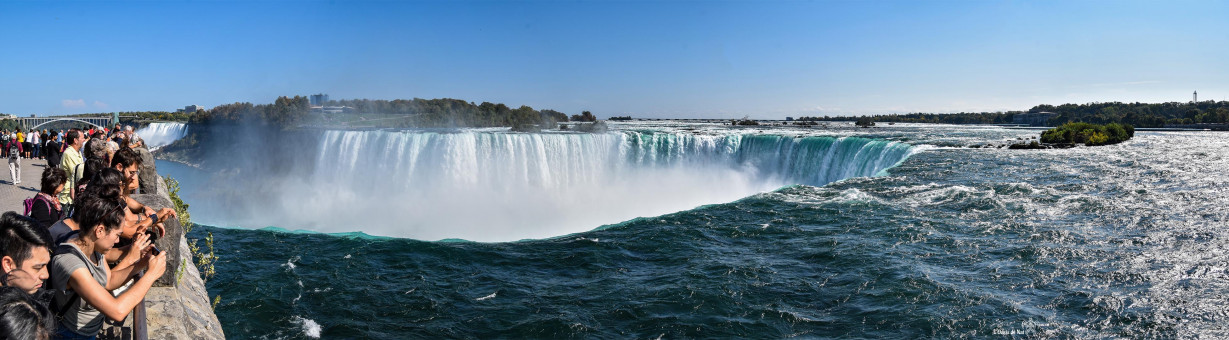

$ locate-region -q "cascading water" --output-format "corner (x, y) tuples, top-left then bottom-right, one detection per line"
(136, 122), (188, 149)
(235, 130), (913, 241)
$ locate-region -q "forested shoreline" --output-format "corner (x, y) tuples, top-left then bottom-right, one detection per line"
(799, 101), (1229, 128)
(187, 96), (597, 129)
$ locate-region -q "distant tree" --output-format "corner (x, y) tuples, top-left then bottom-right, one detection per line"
(540, 109), (569, 125)
(571, 111), (597, 122)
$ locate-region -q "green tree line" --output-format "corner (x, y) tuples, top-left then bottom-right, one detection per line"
(188, 96), (311, 128)
(326, 98), (592, 128)
(799, 101), (1229, 127)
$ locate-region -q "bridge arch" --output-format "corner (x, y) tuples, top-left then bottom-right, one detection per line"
(26, 118), (109, 131)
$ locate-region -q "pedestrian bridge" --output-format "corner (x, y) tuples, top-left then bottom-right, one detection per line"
(12, 116), (116, 130)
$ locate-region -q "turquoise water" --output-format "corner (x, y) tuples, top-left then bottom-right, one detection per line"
(162, 124), (1229, 338)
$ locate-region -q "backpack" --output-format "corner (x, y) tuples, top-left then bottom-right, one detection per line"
(49, 243), (94, 321)
(23, 194), (54, 218)
(7, 144), (17, 160)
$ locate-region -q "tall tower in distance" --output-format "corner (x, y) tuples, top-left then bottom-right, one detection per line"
(1194, 90), (1198, 103)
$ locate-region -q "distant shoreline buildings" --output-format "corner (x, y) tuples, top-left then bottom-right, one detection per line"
(310, 93), (329, 106)
(309, 93), (353, 114)
(176, 105), (202, 113)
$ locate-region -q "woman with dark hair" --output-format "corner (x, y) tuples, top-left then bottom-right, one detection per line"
(51, 169), (150, 275)
(29, 167), (68, 229)
(48, 195), (164, 338)
(80, 167), (168, 244)
(0, 286), (51, 340)
(75, 158), (110, 199)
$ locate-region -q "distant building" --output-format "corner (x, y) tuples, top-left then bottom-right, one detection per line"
(786, 117), (794, 121)
(310, 94), (330, 106)
(1194, 90), (1198, 103)
(1013, 112), (1057, 126)
(177, 105), (202, 113)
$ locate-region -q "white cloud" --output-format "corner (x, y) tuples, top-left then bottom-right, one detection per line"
(92, 101), (108, 109)
(62, 99), (86, 108)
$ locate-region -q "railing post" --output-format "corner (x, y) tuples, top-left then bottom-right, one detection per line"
(134, 300), (148, 340)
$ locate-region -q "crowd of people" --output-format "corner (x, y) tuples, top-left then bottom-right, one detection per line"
(2, 124), (145, 188)
(0, 124), (176, 339)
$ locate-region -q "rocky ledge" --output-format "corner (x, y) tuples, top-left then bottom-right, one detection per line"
(128, 148), (225, 340)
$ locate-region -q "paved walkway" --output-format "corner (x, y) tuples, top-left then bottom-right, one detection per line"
(0, 158), (57, 214)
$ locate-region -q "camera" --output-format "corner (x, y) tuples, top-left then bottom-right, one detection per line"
(145, 228), (162, 242)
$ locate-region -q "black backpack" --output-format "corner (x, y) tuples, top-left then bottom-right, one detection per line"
(49, 242), (92, 321)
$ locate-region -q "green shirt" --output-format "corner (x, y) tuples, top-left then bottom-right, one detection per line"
(58, 146), (83, 205)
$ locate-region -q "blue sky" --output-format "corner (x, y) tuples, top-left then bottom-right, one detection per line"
(2, 0), (1226, 119)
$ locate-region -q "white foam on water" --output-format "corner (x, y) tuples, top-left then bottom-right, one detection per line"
(282, 256), (298, 270)
(476, 292), (497, 301)
(291, 316), (322, 338)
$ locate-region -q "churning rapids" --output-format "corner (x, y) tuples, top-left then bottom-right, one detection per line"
(153, 122), (1229, 338)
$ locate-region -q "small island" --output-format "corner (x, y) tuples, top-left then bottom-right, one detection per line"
(1041, 122), (1134, 145)
(1008, 122), (1134, 149)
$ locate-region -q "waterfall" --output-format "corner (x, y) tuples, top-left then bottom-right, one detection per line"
(136, 122), (188, 150)
(239, 130), (914, 241)
(312, 130), (913, 192)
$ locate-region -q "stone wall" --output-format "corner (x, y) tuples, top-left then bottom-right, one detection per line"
(130, 150), (225, 339)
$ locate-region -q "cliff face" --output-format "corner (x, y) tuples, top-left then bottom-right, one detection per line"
(130, 151), (225, 340)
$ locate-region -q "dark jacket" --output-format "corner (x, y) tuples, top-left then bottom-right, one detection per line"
(44, 140), (62, 167)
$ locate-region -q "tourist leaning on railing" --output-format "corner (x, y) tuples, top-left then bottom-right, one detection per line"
(48, 194), (165, 339)
(51, 169), (152, 272)
(111, 148), (175, 235)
